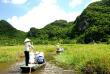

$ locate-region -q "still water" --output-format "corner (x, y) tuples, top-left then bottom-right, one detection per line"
(0, 52), (81, 74)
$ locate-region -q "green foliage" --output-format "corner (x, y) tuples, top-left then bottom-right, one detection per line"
(54, 44), (110, 73)
(0, 20), (27, 46)
(27, 20), (74, 44)
(71, 0), (110, 43)
(0, 0), (110, 45)
(102, 0), (110, 6)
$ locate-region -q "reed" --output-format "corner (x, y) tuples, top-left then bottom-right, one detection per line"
(34, 45), (56, 52)
(54, 44), (110, 73)
(1, 44), (110, 73)
(0, 46), (24, 63)
(0, 45), (56, 63)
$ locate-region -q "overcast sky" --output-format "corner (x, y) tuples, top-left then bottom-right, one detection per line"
(0, 0), (100, 32)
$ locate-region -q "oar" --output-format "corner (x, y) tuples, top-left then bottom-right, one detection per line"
(29, 42), (34, 74)
(29, 66), (31, 74)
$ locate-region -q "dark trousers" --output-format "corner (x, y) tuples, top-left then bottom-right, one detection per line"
(24, 51), (29, 66)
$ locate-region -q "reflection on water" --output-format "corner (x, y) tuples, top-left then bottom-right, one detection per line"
(0, 60), (24, 74)
(32, 62), (77, 74)
(0, 52), (82, 74)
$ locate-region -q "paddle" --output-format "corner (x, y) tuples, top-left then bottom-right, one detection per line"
(29, 67), (31, 74)
(29, 42), (35, 74)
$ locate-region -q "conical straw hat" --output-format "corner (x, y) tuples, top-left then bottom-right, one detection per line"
(24, 38), (30, 42)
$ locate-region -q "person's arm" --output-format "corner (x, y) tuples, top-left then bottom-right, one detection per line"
(28, 42), (35, 50)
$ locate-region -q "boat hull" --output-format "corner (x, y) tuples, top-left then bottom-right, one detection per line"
(56, 50), (62, 53)
(20, 63), (46, 72)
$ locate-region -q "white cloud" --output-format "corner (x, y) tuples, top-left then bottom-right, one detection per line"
(2, 0), (27, 4)
(64, 12), (81, 22)
(91, 0), (101, 3)
(85, 0), (101, 8)
(12, 0), (27, 4)
(41, 0), (56, 4)
(69, 0), (82, 8)
(7, 0), (81, 32)
(2, 0), (9, 3)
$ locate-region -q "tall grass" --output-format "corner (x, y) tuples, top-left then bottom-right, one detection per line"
(1, 44), (110, 73)
(54, 44), (110, 73)
(0, 45), (56, 63)
(0, 46), (24, 63)
(34, 45), (56, 52)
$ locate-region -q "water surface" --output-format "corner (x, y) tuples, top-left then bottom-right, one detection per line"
(0, 52), (81, 74)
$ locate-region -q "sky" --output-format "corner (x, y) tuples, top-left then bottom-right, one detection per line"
(0, 0), (100, 32)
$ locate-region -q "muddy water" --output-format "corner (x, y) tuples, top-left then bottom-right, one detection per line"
(0, 52), (82, 74)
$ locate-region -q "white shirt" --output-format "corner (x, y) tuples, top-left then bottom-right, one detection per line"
(57, 44), (59, 48)
(24, 42), (34, 51)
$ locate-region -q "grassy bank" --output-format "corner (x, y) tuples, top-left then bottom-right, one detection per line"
(54, 44), (110, 73)
(0, 45), (56, 63)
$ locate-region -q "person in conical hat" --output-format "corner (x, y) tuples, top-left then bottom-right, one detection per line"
(24, 38), (35, 66)
(24, 38), (30, 42)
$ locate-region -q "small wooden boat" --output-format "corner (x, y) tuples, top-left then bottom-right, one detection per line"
(20, 63), (46, 72)
(56, 50), (62, 53)
(56, 48), (64, 53)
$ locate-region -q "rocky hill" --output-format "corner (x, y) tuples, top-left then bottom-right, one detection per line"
(27, 20), (75, 44)
(0, 20), (27, 45)
(71, 0), (110, 43)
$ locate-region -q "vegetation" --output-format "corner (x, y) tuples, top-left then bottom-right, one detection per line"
(27, 20), (75, 44)
(71, 0), (110, 44)
(0, 20), (27, 46)
(0, 44), (110, 73)
(0, 45), (56, 63)
(0, 0), (110, 73)
(0, 46), (24, 63)
(0, 0), (110, 45)
(54, 44), (110, 73)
